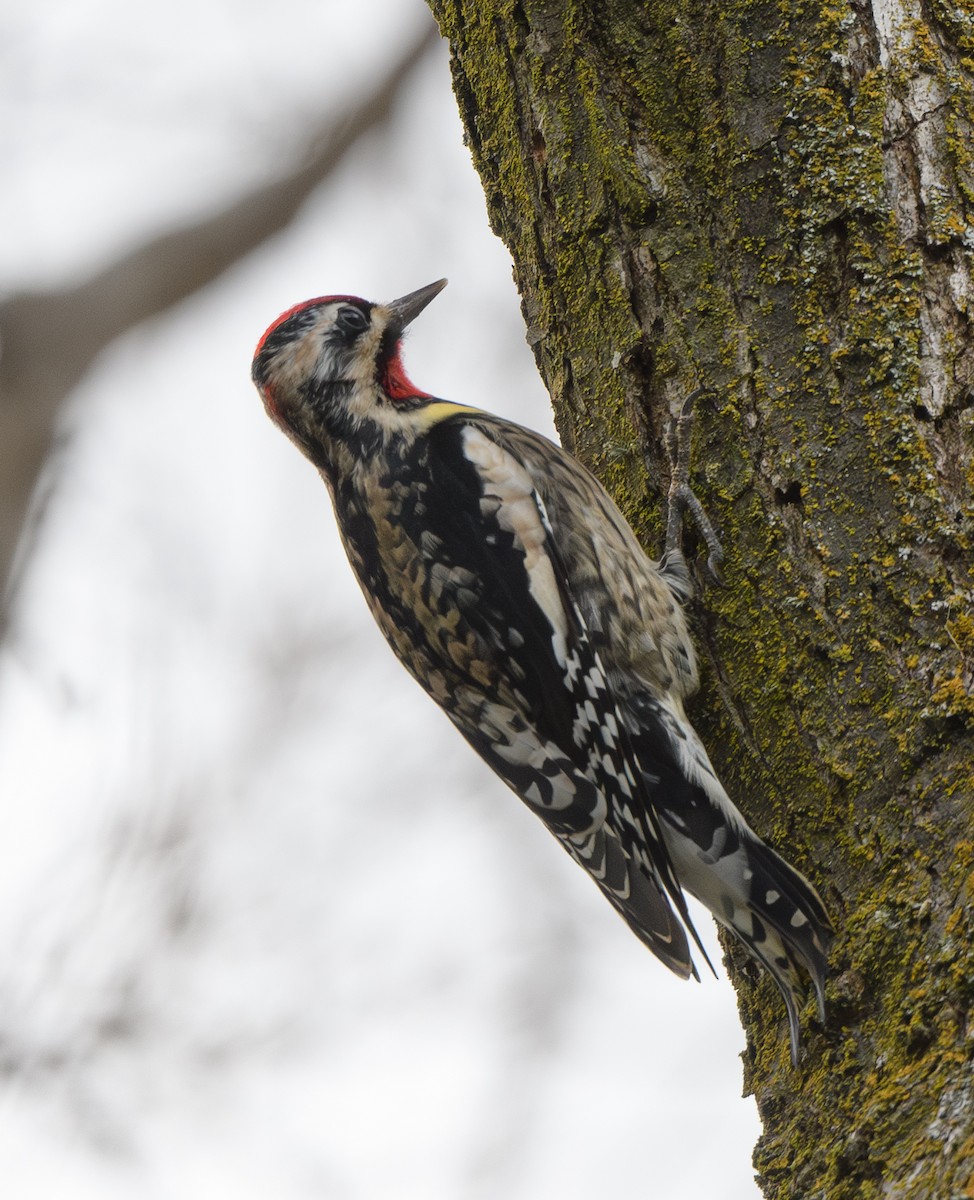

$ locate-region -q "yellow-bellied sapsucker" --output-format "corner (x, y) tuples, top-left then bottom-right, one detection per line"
(252, 279), (832, 1062)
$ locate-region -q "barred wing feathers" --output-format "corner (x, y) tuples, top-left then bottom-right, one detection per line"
(435, 414), (831, 1061)
(422, 415), (708, 980)
(467, 415), (834, 1060)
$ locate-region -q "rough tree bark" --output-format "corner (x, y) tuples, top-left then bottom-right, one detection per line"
(427, 2), (974, 1197)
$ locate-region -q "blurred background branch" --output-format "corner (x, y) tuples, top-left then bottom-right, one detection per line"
(0, 17), (438, 620)
(0, 7), (759, 1197)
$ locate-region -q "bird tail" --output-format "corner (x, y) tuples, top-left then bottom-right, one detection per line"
(626, 696), (833, 1063)
(717, 832), (833, 1064)
(663, 806), (833, 1063)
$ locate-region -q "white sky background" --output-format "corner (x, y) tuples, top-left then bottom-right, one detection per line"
(0, 3), (763, 1197)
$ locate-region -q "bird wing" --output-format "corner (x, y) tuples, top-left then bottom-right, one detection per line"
(461, 417), (833, 1058)
(420, 413), (708, 977)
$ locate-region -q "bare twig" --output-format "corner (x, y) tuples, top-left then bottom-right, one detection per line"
(0, 18), (440, 617)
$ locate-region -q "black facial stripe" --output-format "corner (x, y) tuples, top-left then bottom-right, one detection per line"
(254, 299), (374, 376)
(379, 324), (402, 364)
(252, 308), (322, 386)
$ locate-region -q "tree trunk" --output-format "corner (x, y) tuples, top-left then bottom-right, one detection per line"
(427, 2), (974, 1195)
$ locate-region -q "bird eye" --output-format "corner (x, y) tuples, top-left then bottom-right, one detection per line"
(336, 305), (369, 337)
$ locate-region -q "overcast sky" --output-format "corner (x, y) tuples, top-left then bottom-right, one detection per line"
(0, 3), (762, 1197)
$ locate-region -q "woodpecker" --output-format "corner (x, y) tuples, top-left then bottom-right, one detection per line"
(252, 279), (832, 1062)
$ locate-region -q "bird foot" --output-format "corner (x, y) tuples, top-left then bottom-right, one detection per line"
(664, 388), (725, 586)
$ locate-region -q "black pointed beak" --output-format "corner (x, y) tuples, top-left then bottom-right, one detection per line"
(385, 279), (448, 336)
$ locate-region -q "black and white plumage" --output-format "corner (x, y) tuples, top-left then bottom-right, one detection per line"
(251, 279), (833, 1062)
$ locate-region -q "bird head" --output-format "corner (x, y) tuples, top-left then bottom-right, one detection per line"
(251, 278), (448, 469)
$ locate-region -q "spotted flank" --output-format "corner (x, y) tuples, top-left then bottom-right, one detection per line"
(251, 280), (834, 1063)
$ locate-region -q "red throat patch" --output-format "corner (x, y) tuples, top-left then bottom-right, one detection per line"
(383, 343), (430, 402)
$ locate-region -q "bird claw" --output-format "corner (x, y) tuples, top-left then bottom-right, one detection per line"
(664, 387), (725, 586)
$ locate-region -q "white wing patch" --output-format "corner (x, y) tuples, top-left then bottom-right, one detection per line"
(461, 426), (570, 664)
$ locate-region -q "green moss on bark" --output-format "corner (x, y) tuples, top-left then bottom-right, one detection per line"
(429, 1), (974, 1193)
